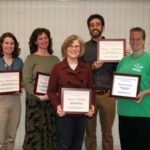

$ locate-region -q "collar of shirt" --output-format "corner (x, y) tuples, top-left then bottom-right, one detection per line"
(60, 58), (85, 73)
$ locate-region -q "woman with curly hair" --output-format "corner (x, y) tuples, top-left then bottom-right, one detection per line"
(23, 28), (60, 150)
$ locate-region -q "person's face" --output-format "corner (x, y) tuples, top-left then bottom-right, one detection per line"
(2, 37), (15, 55)
(67, 40), (80, 59)
(88, 18), (104, 39)
(130, 31), (145, 52)
(35, 32), (49, 49)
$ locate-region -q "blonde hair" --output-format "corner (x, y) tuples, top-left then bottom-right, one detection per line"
(130, 27), (146, 40)
(61, 34), (85, 58)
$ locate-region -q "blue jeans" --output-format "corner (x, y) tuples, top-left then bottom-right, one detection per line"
(57, 115), (87, 150)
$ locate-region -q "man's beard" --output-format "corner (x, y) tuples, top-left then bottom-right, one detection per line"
(90, 29), (102, 39)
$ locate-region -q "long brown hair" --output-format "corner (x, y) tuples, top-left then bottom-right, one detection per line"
(0, 32), (20, 58)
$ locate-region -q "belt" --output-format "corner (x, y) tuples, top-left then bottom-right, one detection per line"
(96, 89), (110, 95)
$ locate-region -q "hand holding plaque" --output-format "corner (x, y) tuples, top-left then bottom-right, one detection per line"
(110, 73), (141, 99)
(34, 72), (50, 95)
(0, 71), (21, 94)
(61, 88), (91, 114)
(97, 39), (126, 62)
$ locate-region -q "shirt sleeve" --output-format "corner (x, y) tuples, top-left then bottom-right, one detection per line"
(86, 65), (96, 105)
(22, 56), (35, 94)
(47, 64), (60, 110)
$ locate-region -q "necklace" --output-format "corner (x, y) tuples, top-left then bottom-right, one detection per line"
(2, 57), (14, 70)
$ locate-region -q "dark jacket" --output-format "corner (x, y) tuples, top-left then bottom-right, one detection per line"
(47, 58), (95, 110)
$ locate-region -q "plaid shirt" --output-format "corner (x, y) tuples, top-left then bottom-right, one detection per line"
(82, 39), (118, 90)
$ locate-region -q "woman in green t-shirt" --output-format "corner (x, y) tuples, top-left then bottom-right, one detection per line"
(117, 27), (150, 149)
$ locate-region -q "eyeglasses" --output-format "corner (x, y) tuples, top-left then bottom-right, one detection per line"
(68, 45), (80, 49)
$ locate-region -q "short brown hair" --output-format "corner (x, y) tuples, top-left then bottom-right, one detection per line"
(61, 35), (85, 58)
(130, 27), (146, 40)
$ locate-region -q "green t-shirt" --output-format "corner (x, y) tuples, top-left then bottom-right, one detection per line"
(116, 52), (150, 117)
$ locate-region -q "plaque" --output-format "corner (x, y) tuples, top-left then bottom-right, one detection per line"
(97, 39), (126, 62)
(0, 71), (21, 94)
(61, 88), (91, 114)
(34, 72), (50, 95)
(110, 73), (141, 99)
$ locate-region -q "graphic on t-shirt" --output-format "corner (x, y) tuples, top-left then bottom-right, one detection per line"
(132, 63), (143, 72)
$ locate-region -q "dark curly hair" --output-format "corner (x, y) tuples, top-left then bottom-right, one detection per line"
(0, 32), (20, 58)
(87, 14), (105, 28)
(29, 28), (53, 54)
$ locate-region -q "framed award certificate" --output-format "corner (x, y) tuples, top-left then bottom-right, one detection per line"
(61, 88), (91, 114)
(0, 71), (21, 94)
(34, 72), (50, 95)
(110, 73), (141, 99)
(97, 39), (126, 62)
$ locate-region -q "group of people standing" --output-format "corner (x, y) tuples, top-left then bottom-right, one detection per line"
(0, 13), (150, 150)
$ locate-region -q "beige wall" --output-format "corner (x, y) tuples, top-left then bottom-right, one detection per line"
(0, 0), (150, 60)
(0, 0), (150, 149)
